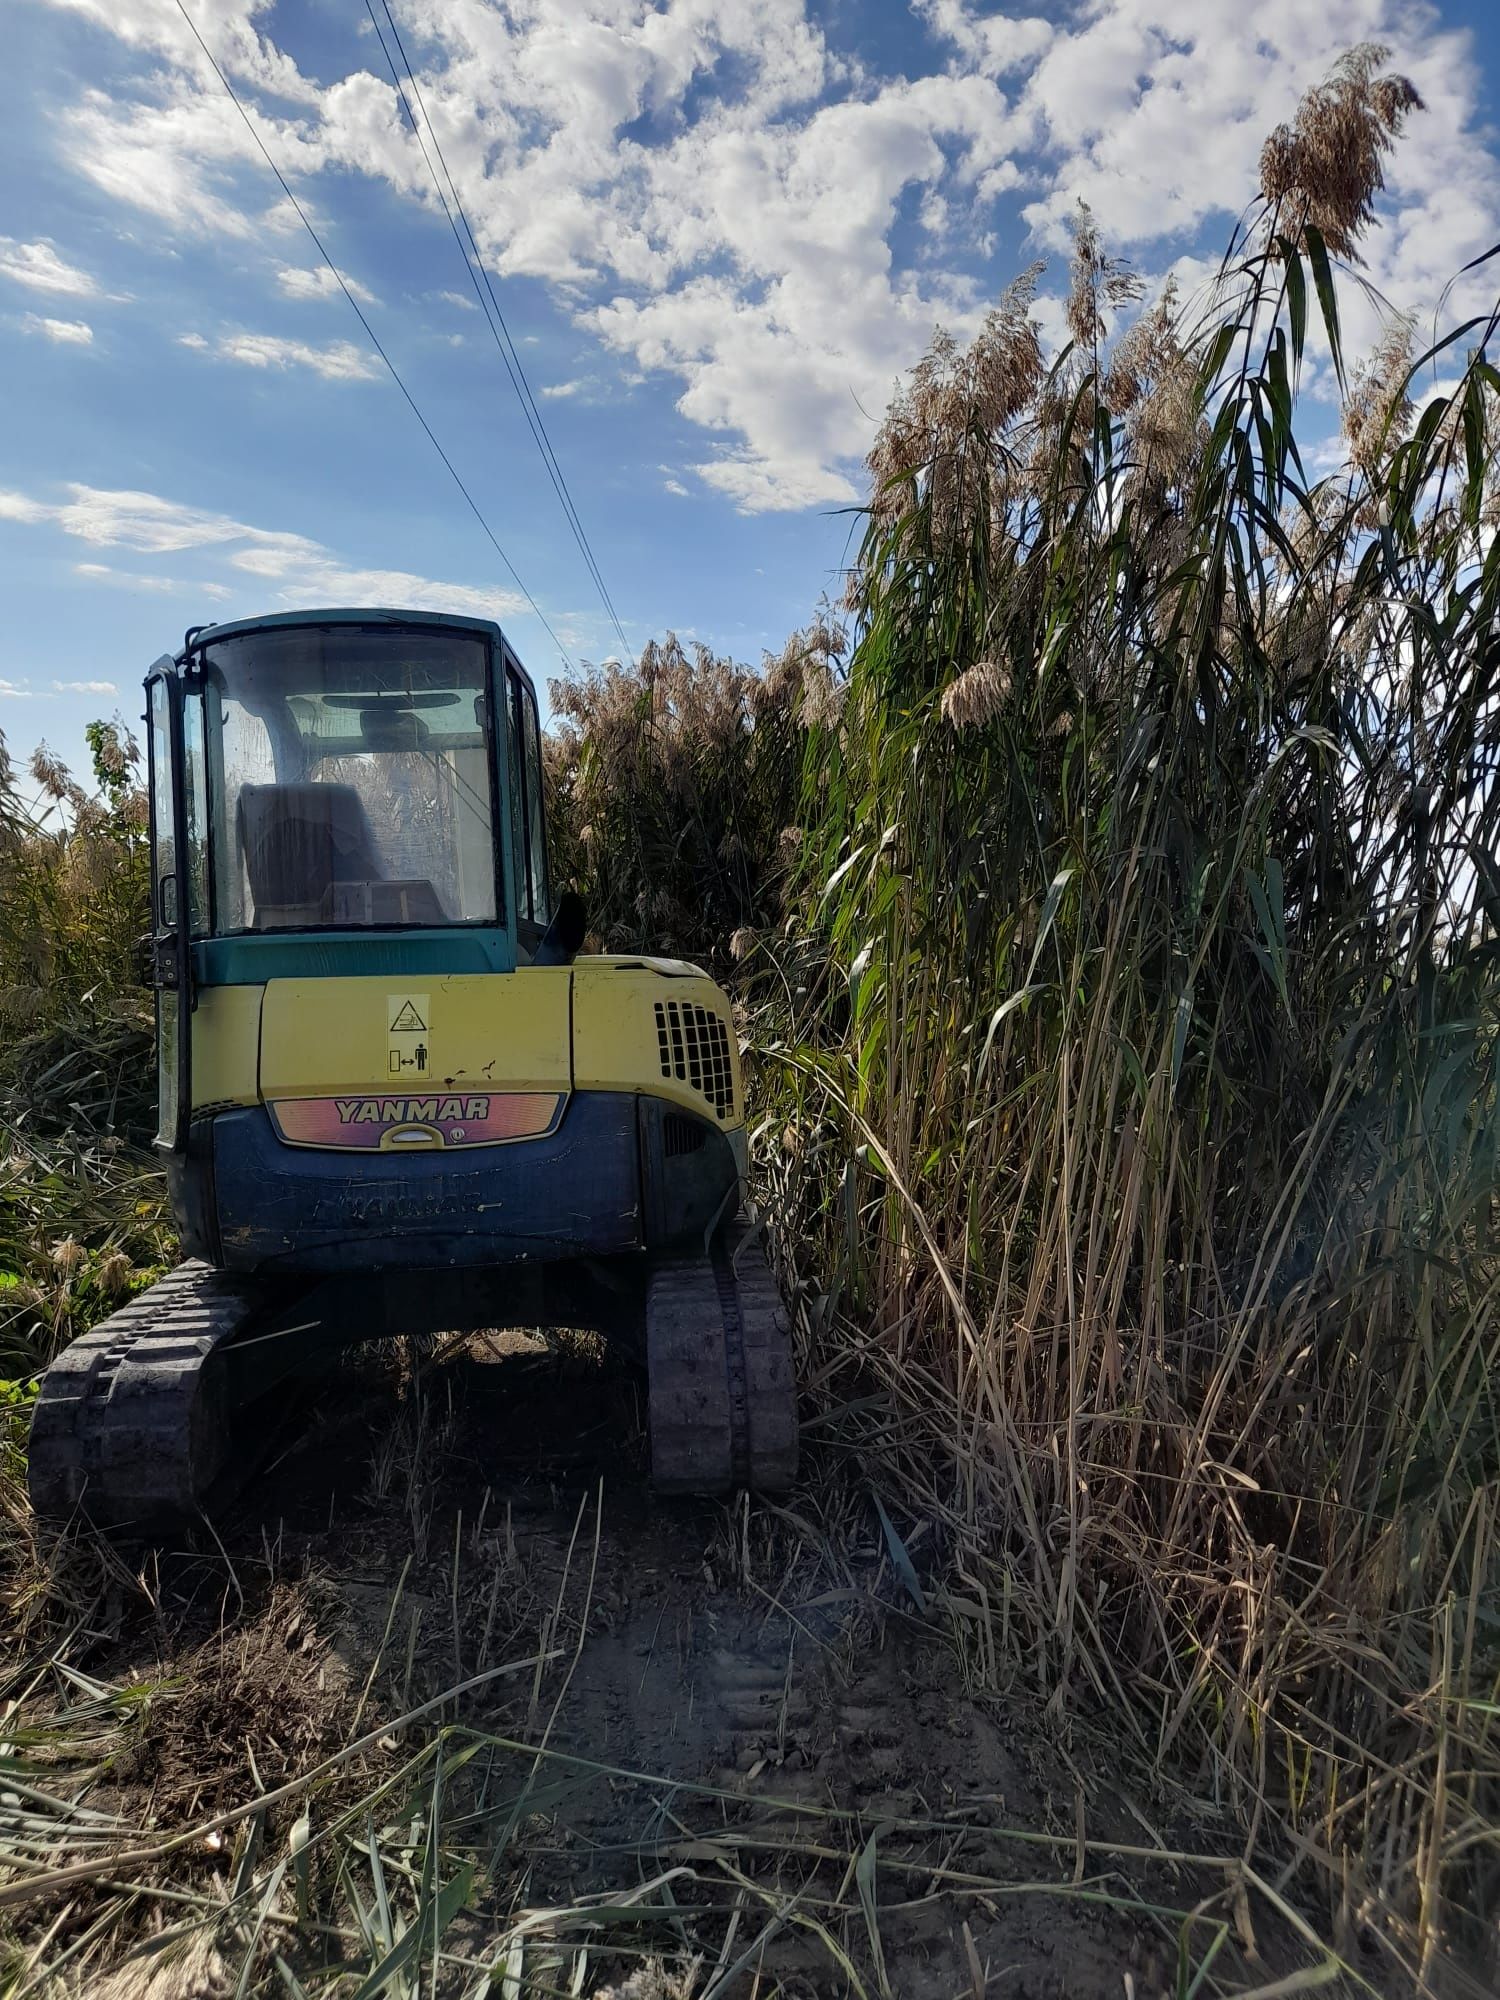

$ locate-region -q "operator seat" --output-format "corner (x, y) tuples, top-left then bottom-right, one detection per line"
(238, 782), (384, 928)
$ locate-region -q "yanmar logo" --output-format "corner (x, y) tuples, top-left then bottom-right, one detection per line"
(270, 1091), (564, 1150)
(336, 1095), (491, 1125)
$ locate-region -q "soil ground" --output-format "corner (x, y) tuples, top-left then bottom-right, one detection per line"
(4, 1334), (1373, 1998)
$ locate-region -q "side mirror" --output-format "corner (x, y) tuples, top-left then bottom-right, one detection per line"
(533, 891), (587, 967)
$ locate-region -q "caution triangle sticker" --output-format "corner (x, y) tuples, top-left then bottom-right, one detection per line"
(390, 1000), (427, 1033)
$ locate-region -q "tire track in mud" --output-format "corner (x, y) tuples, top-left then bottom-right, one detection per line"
(96, 1336), (1284, 1998)
(466, 1491), (1177, 1999)
(279, 1338), (1188, 1999)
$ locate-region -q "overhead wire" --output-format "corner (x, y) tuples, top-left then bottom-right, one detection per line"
(168, 0), (574, 669)
(363, 0), (634, 660)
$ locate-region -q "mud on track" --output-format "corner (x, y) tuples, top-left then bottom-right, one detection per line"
(8, 1335), (1347, 1998)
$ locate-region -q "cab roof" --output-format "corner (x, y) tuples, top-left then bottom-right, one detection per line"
(183, 607), (537, 699)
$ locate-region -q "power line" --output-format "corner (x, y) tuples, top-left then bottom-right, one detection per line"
(169, 0), (574, 669)
(366, 0), (630, 656)
(364, 0), (633, 660)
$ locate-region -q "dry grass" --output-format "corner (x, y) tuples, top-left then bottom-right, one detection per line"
(1258, 44), (1423, 261)
(0, 1434), (1371, 1999)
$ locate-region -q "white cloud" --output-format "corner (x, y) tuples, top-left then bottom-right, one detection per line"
(180, 330), (381, 381)
(918, 1), (1054, 75)
(64, 84), (277, 239)
(4, 479), (533, 622)
(434, 289), (478, 311)
(24, 2), (1021, 508)
(0, 492), (52, 527)
(29, 0), (317, 101)
(275, 263), (376, 304)
(1304, 435), (1351, 477)
(2, 485), (259, 554)
(0, 673), (122, 704)
(695, 449), (852, 514)
(216, 332), (380, 380)
(20, 313), (94, 345)
(0, 237), (100, 298)
(1010, 8), (1338, 236)
(541, 379), (584, 399)
(22, 0), (1500, 510)
(74, 561), (185, 593)
(995, 4), (1500, 375)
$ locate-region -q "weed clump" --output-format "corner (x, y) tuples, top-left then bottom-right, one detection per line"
(756, 43), (1500, 1989)
(0, 721), (153, 1143)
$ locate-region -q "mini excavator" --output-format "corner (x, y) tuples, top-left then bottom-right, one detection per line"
(27, 610), (797, 1527)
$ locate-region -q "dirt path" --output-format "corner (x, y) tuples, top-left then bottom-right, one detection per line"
(10, 1336), (1347, 1997)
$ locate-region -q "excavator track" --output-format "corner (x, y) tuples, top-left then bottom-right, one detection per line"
(28, 1261), (267, 1531)
(29, 1218), (798, 1526)
(646, 1214), (799, 1495)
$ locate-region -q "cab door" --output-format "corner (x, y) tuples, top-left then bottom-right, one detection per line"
(146, 660), (193, 1152)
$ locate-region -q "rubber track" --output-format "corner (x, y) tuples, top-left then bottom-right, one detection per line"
(646, 1215), (798, 1496)
(722, 1217), (800, 1490)
(28, 1261), (265, 1530)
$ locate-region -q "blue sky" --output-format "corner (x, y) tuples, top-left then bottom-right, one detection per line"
(3, 0), (1499, 784)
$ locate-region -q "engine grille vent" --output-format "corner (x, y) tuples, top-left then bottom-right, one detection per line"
(654, 1001), (735, 1121)
(662, 1112), (707, 1157)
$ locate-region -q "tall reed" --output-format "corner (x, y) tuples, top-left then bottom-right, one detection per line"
(753, 44), (1499, 1982)
(0, 724), (166, 1388)
(0, 721), (153, 1138)
(546, 628), (829, 974)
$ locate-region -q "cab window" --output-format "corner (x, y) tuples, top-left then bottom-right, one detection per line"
(521, 682), (550, 927)
(201, 624), (498, 933)
(506, 665), (550, 931)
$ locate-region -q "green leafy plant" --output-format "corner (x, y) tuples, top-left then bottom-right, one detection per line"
(0, 720), (153, 1140)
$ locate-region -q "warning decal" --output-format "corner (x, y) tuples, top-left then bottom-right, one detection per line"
(388, 993), (429, 1035)
(386, 993), (431, 1077)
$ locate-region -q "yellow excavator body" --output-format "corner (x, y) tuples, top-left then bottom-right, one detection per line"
(27, 609), (795, 1529)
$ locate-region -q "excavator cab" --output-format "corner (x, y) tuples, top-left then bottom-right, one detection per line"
(30, 610), (797, 1529)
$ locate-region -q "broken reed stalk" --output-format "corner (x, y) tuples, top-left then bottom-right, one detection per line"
(4, 1712), (1369, 1997)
